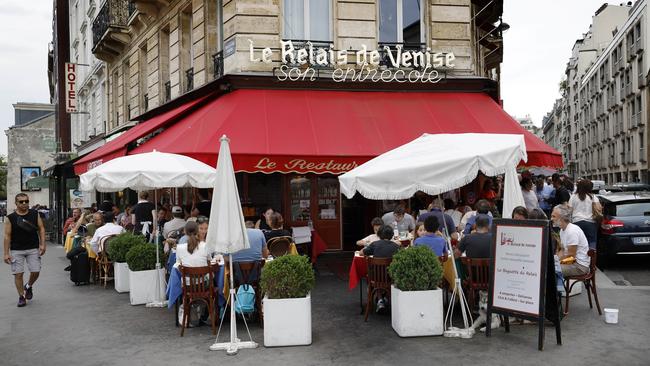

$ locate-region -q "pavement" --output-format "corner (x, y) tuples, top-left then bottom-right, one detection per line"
(1, 241), (650, 366)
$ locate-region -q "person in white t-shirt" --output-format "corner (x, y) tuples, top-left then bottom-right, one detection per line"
(521, 177), (540, 211)
(175, 221), (211, 268)
(163, 206), (186, 239)
(89, 212), (125, 254)
(551, 205), (590, 277)
(568, 179), (600, 249)
(356, 217), (384, 247)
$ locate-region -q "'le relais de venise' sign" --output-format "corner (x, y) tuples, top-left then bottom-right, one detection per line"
(248, 40), (455, 83)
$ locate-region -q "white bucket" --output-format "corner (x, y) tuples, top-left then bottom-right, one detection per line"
(604, 308), (619, 324)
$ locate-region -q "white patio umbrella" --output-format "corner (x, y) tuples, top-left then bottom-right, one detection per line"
(79, 150), (218, 307)
(339, 133), (528, 338)
(208, 135), (258, 355)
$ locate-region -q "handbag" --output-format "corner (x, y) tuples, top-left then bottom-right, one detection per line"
(591, 198), (603, 222)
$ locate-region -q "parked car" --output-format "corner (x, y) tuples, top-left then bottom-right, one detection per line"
(597, 192), (650, 266)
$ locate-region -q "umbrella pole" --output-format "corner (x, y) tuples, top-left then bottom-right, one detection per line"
(210, 253), (258, 354)
(147, 189), (167, 308)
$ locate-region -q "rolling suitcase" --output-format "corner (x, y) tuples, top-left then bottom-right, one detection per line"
(68, 247), (91, 285)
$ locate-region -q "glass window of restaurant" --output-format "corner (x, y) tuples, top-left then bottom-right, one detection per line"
(283, 0), (331, 41)
(378, 0), (423, 45)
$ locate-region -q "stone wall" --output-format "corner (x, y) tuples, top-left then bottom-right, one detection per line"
(5, 114), (56, 212)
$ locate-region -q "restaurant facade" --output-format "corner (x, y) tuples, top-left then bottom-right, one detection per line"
(66, 0), (562, 251)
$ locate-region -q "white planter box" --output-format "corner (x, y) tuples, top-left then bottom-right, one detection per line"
(391, 285), (444, 337)
(129, 268), (165, 305)
(114, 262), (130, 293)
(263, 293), (311, 347)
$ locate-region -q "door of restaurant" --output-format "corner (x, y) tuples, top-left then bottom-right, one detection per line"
(286, 174), (341, 250)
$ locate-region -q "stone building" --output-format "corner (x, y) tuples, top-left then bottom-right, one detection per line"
(5, 103), (56, 212)
(542, 98), (565, 153)
(513, 114), (542, 139)
(549, 1), (649, 183)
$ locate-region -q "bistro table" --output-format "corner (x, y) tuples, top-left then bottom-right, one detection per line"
(348, 254), (368, 313)
(310, 230), (329, 263)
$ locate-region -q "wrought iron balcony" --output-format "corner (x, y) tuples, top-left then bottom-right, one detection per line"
(164, 81), (171, 102)
(91, 0), (131, 62)
(185, 67), (194, 92)
(213, 51), (224, 79)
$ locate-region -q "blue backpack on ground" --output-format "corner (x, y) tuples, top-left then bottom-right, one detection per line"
(235, 284), (256, 315)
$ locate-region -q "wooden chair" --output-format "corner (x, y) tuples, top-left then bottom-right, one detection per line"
(364, 257), (393, 322)
(461, 257), (491, 313)
(563, 249), (602, 316)
(97, 235), (118, 288)
(267, 236), (292, 257)
(178, 263), (219, 337)
(233, 260), (265, 325)
(438, 254), (450, 306)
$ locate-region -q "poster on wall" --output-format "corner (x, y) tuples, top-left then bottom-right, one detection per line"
(489, 220), (546, 316)
(69, 189), (93, 209)
(21, 167), (42, 191)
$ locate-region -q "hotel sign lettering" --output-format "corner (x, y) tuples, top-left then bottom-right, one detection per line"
(248, 40), (455, 84)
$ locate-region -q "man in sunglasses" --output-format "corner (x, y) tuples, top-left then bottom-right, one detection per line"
(3, 193), (46, 307)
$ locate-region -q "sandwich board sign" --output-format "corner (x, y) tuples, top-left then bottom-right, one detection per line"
(486, 219), (561, 350)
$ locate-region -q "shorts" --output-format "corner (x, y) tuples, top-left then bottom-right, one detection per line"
(10, 249), (41, 275)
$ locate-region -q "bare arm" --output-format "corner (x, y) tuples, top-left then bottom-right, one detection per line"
(37, 215), (46, 256)
(3, 220), (12, 264)
(262, 244), (269, 259)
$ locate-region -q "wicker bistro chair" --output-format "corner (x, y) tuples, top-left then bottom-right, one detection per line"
(97, 235), (118, 288)
(563, 249), (602, 316)
(460, 257), (491, 313)
(178, 263), (219, 337)
(267, 236), (293, 257)
(364, 257), (393, 322)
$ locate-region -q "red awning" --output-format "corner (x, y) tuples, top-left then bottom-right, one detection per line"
(73, 96), (210, 175)
(128, 89), (562, 173)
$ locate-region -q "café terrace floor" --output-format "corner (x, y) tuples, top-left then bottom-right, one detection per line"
(1, 244), (648, 366)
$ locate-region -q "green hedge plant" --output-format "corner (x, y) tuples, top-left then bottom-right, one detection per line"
(107, 233), (147, 263)
(388, 246), (443, 291)
(125, 243), (158, 272)
(260, 255), (315, 299)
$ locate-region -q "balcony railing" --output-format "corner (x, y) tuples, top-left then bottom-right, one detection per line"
(213, 51), (224, 79)
(91, 0), (130, 61)
(164, 81), (171, 102)
(185, 67), (194, 92)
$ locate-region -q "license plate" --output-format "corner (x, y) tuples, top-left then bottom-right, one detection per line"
(632, 237), (650, 244)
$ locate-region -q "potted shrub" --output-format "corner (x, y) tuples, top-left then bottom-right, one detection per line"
(126, 243), (164, 305)
(107, 233), (146, 293)
(260, 255), (315, 347)
(388, 246), (444, 337)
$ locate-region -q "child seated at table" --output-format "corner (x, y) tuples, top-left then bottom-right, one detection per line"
(413, 216), (447, 256)
(356, 217), (384, 247)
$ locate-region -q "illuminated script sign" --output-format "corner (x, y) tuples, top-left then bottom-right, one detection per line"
(248, 40), (455, 83)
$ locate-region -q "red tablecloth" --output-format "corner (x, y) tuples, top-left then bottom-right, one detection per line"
(311, 230), (328, 264)
(348, 255), (368, 290)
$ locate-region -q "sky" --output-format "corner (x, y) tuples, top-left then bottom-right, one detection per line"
(0, 0), (626, 156)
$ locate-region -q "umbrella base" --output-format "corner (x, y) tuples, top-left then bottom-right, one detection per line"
(145, 300), (168, 308)
(209, 339), (258, 355)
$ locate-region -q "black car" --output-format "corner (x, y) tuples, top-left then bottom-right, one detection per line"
(597, 192), (650, 266)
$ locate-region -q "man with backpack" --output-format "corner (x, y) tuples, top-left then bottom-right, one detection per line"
(3, 193), (46, 307)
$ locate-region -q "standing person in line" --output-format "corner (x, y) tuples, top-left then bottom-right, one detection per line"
(568, 179), (600, 249)
(520, 177), (540, 211)
(3, 193), (46, 307)
(551, 173), (570, 206)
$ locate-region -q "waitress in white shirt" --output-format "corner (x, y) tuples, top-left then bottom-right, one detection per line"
(175, 221), (211, 268)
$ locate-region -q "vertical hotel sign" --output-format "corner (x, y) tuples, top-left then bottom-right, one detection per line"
(65, 63), (77, 113)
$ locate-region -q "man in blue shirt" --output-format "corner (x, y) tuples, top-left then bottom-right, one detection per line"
(231, 228), (268, 262)
(463, 200), (493, 235)
(418, 200), (455, 236)
(535, 176), (554, 217)
(413, 216), (447, 256)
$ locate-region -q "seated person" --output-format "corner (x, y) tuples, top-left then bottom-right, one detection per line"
(231, 228), (269, 262)
(360, 225), (400, 258)
(382, 205), (415, 235)
(551, 205), (590, 277)
(455, 215), (492, 259)
(356, 217), (384, 247)
(512, 206), (529, 220)
(162, 206), (186, 239)
(85, 212), (104, 239)
(264, 212), (292, 242)
(175, 221), (211, 268)
(89, 212), (125, 255)
(463, 200), (493, 235)
(413, 216), (447, 256)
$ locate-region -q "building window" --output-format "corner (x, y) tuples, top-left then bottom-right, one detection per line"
(379, 0), (422, 44)
(160, 25), (170, 103)
(181, 6), (194, 92)
(283, 0), (331, 41)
